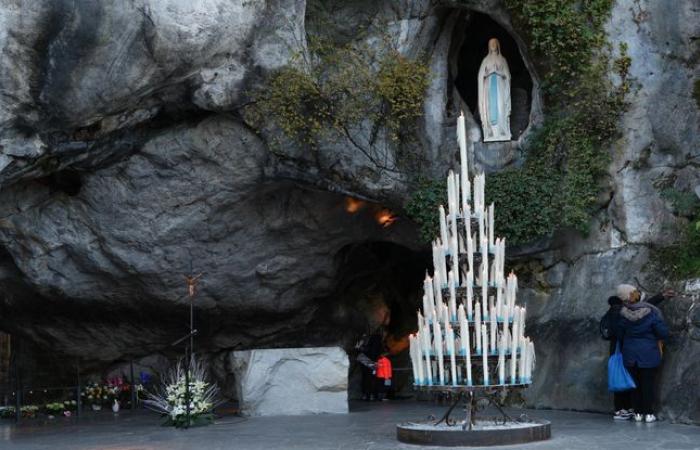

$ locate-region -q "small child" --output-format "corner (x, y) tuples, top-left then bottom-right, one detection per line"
(375, 353), (392, 401)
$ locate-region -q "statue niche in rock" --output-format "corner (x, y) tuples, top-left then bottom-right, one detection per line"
(478, 38), (511, 142)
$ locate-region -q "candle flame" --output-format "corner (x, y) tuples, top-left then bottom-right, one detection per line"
(344, 197), (365, 213)
(375, 209), (397, 227)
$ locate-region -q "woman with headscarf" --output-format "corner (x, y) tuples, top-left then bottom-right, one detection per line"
(615, 285), (670, 423)
(478, 38), (511, 142)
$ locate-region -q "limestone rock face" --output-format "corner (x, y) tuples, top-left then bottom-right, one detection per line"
(0, 0), (698, 424)
(520, 0), (700, 424)
(229, 347), (348, 416)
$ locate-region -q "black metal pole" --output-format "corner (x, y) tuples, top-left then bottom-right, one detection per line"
(13, 336), (20, 423)
(184, 344), (190, 428)
(130, 360), (137, 410)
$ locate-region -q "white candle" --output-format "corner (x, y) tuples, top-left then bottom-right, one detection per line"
(458, 112), (468, 208)
(481, 323), (489, 385)
(458, 305), (472, 385)
(496, 285), (503, 321)
(498, 330), (506, 385)
(447, 324), (457, 385)
(510, 317), (519, 383)
(448, 270), (457, 321)
(422, 321), (433, 385)
(481, 237), (488, 320)
(519, 336), (528, 384)
(466, 231), (474, 274)
(478, 211), (485, 246)
(454, 173), (461, 219)
(439, 206), (448, 252)
(527, 341), (535, 383)
(488, 203), (495, 248)
(466, 270), (473, 320)
(442, 302), (450, 328)
(490, 305), (497, 354)
(434, 321), (445, 385)
(475, 303), (481, 355)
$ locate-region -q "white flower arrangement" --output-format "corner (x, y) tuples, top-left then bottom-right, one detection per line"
(144, 357), (220, 427)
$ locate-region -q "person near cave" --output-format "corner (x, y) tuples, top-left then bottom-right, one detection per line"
(601, 284), (674, 420)
(375, 352), (392, 401)
(613, 284), (673, 423)
(356, 329), (384, 401)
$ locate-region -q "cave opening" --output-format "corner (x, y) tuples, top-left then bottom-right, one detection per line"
(454, 12), (533, 140)
(321, 241), (430, 398)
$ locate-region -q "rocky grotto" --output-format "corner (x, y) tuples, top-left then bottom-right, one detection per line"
(0, 0), (699, 426)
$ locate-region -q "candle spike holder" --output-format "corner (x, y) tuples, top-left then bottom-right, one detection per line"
(401, 166), (550, 446)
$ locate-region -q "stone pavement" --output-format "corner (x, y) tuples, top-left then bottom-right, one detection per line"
(1, 401), (699, 450)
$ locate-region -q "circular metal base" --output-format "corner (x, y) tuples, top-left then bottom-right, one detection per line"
(396, 418), (551, 447)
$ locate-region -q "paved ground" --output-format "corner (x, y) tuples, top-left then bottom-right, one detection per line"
(1, 401), (699, 450)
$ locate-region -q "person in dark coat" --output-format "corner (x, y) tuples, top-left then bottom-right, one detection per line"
(357, 330), (384, 401)
(606, 285), (673, 420)
(616, 286), (670, 423)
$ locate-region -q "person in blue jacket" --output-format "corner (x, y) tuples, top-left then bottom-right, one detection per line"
(617, 286), (669, 423)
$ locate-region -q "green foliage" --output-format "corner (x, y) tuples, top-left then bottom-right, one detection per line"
(661, 188), (700, 218)
(405, 178), (447, 243)
(653, 188), (700, 279)
(653, 221), (700, 280)
(481, 0), (629, 244)
(245, 35), (430, 167)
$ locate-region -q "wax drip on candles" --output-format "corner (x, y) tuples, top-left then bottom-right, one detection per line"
(481, 323), (489, 385)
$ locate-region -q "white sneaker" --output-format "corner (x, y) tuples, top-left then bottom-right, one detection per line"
(613, 409), (633, 420)
(634, 413), (643, 422)
(644, 414), (657, 423)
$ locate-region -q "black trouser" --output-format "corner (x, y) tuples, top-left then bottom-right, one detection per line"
(626, 365), (657, 415)
(361, 366), (375, 398)
(614, 390), (632, 412)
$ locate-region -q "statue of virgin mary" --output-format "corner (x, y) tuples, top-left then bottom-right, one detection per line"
(477, 38), (511, 142)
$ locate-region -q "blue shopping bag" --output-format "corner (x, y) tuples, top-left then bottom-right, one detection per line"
(608, 343), (636, 392)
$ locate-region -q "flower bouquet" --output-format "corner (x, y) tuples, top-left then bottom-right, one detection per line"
(144, 357), (221, 428)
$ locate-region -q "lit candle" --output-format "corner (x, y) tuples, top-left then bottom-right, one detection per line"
(481, 323), (489, 385)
